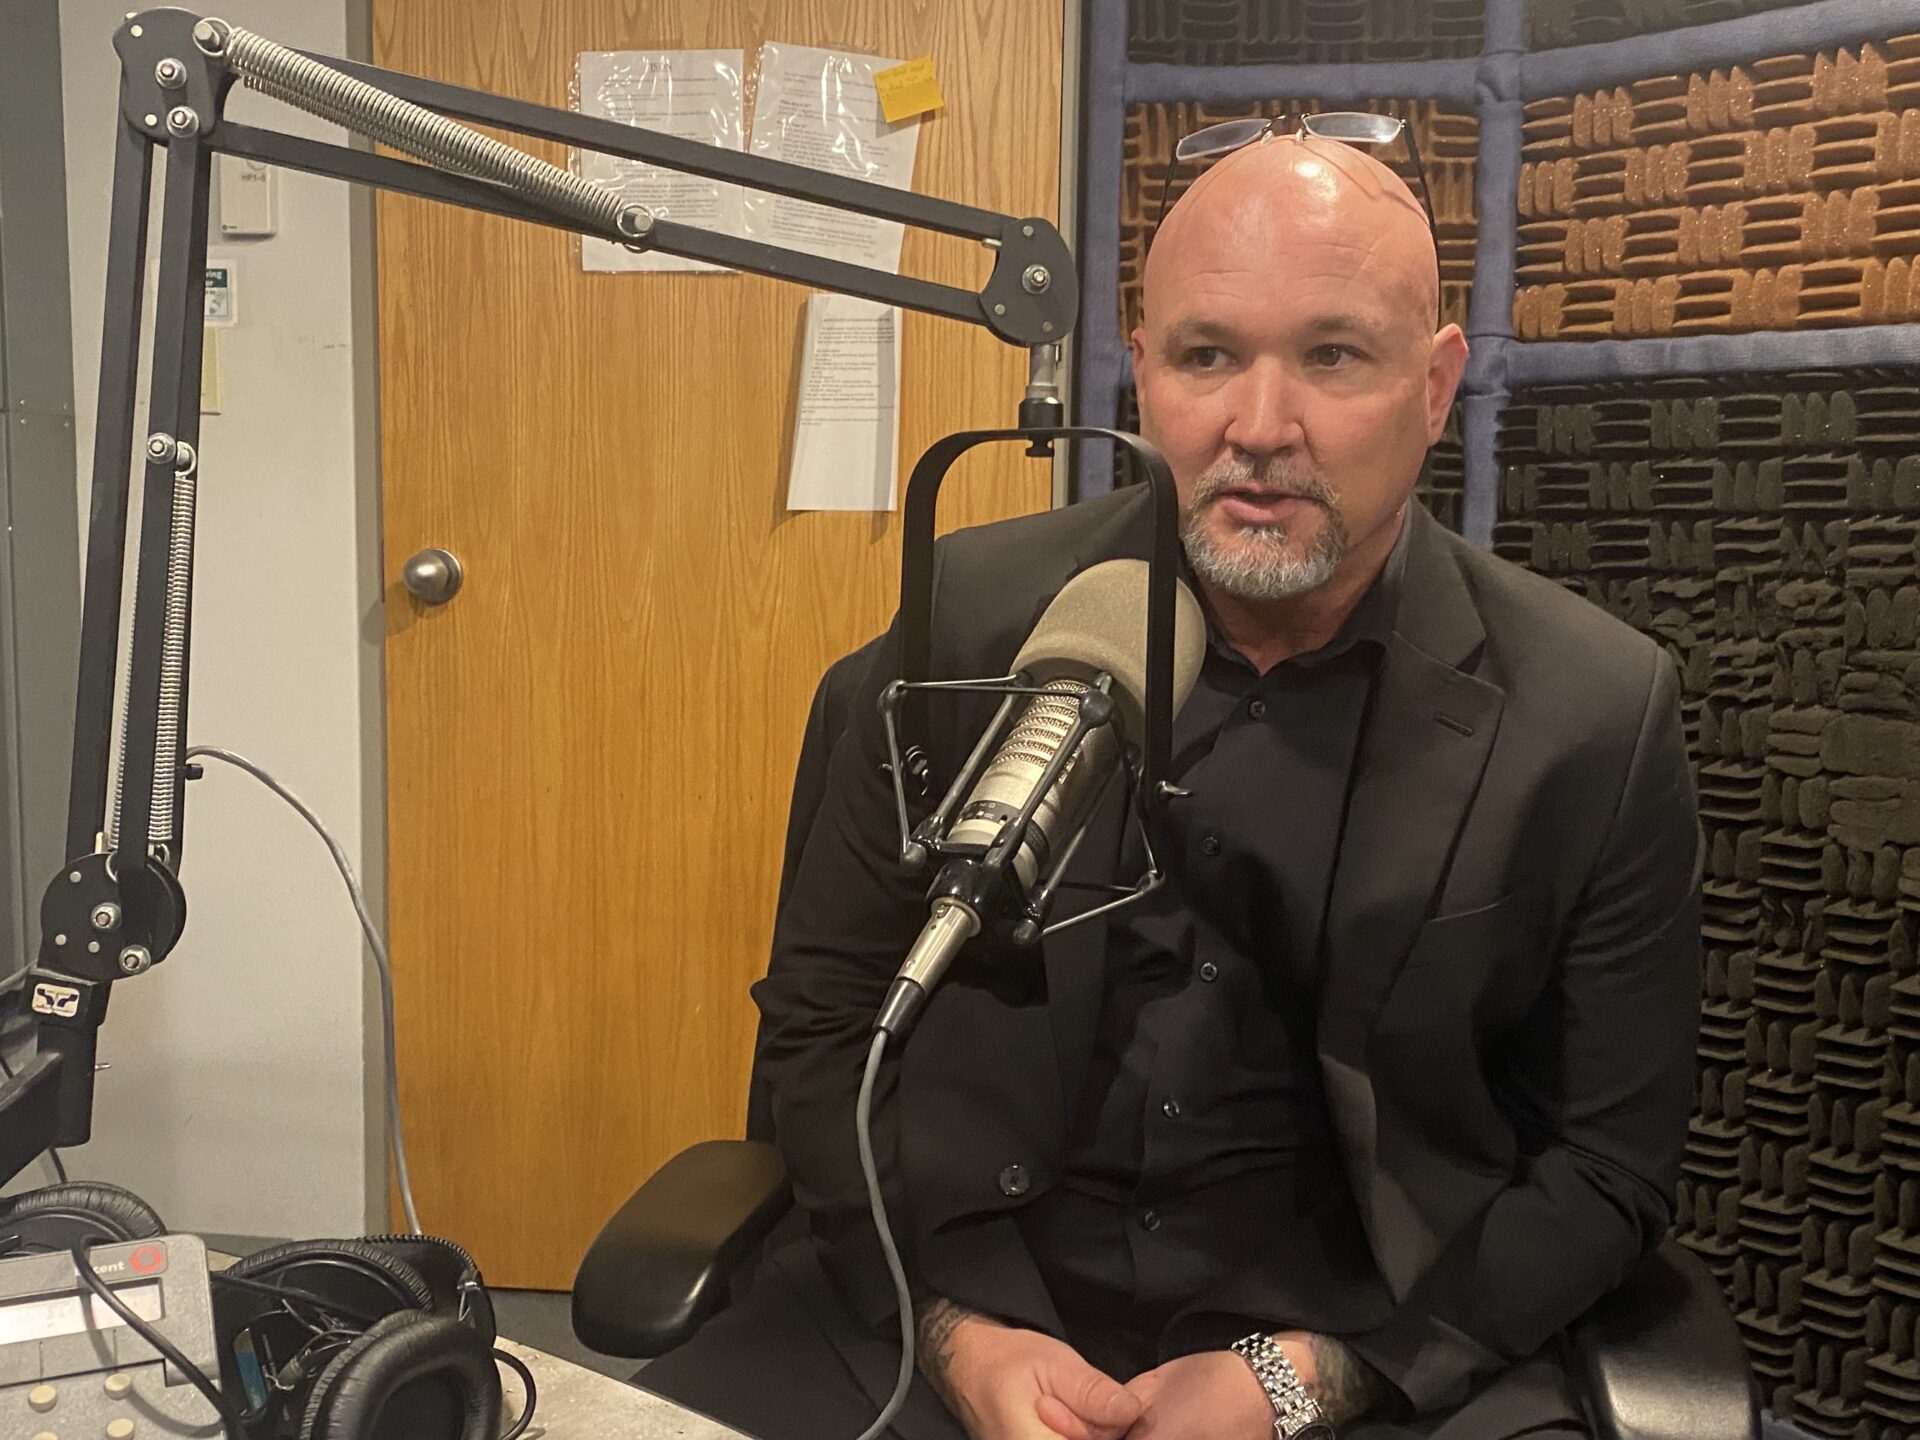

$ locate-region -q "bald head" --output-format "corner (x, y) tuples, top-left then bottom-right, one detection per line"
(1146, 133), (1439, 334)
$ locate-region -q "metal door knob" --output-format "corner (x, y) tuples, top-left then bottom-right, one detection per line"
(402, 548), (464, 604)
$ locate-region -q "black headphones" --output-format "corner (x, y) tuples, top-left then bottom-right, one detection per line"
(215, 1236), (504, 1440)
(0, 1179), (169, 1249)
(0, 1185), (508, 1440)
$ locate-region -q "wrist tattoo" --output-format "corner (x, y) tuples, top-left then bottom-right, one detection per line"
(1301, 1333), (1388, 1427)
(914, 1297), (983, 1399)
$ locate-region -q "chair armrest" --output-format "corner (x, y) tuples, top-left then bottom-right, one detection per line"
(1569, 1239), (1758, 1440)
(571, 1139), (793, 1358)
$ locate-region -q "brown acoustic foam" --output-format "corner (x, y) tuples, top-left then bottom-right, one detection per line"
(1119, 100), (1479, 342)
(1515, 36), (1920, 340)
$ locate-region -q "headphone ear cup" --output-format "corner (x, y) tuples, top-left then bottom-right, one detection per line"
(0, 1182), (166, 1252)
(224, 1238), (437, 1312)
(299, 1310), (500, 1440)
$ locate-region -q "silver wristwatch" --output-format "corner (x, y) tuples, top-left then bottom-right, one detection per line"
(1231, 1332), (1336, 1440)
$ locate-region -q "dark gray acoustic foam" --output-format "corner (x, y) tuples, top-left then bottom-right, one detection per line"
(1500, 368), (1920, 1433)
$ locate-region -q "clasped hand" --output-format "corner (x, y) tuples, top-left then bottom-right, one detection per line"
(921, 1309), (1276, 1440)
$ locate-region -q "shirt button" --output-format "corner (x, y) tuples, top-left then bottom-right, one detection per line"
(1162, 1097), (1181, 1119)
(997, 1164), (1031, 1198)
(1200, 833), (1222, 857)
(1141, 1209), (1162, 1231)
(1249, 699), (1268, 719)
(1198, 960), (1219, 982)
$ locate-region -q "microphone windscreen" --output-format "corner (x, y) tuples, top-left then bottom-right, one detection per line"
(1009, 559), (1205, 741)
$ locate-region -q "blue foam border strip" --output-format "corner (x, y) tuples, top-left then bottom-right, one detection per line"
(1466, 10), (1525, 341)
(1076, 0), (1130, 500)
(1463, 25), (1525, 535)
(1507, 325), (1920, 384)
(1484, 0), (1526, 55)
(1461, 392), (1503, 547)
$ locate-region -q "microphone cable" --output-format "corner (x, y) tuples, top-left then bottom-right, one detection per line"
(72, 1245), (247, 1440)
(853, 1030), (916, 1440)
(185, 746), (422, 1236)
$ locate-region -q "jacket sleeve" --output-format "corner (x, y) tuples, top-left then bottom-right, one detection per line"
(750, 613), (942, 1327)
(1344, 648), (1705, 1416)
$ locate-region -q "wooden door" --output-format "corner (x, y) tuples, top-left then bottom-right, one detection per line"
(375, 0), (1063, 1287)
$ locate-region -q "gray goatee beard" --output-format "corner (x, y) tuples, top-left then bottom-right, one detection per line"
(1180, 459), (1349, 601)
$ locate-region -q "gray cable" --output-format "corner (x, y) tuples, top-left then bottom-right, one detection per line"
(184, 746), (422, 1236)
(853, 1030), (915, 1440)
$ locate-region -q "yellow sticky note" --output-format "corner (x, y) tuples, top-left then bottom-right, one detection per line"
(875, 57), (943, 124)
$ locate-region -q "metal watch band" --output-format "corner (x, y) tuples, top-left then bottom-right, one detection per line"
(1230, 1332), (1331, 1440)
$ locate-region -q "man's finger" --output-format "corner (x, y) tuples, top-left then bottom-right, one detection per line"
(1122, 1365), (1163, 1406)
(1057, 1363), (1142, 1429)
(1033, 1393), (1132, 1440)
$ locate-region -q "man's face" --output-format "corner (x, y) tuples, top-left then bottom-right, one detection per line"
(1131, 140), (1465, 602)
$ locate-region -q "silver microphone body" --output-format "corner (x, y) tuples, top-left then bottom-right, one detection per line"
(946, 674), (1119, 893)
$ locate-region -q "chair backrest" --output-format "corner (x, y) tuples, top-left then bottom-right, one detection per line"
(744, 634), (888, 1141)
(773, 634), (889, 918)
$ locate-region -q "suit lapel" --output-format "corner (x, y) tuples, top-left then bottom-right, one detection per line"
(1317, 508), (1505, 1290)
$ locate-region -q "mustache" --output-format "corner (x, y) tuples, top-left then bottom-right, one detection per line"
(1189, 461), (1335, 509)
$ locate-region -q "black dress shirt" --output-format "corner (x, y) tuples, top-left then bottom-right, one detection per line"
(1016, 520), (1411, 1376)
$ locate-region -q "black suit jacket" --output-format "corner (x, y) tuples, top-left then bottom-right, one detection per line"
(752, 487), (1703, 1417)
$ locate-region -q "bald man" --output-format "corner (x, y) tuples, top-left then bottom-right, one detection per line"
(639, 135), (1701, 1440)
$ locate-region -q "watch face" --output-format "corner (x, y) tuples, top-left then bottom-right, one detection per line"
(1293, 1425), (1337, 1440)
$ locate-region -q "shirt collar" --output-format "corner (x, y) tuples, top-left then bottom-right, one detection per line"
(1330, 505), (1410, 655)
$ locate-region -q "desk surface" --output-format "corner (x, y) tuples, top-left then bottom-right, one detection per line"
(500, 1338), (752, 1439)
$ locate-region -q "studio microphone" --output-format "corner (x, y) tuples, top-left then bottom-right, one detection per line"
(875, 559), (1205, 1038)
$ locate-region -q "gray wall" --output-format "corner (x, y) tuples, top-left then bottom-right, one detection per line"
(58, 0), (384, 1237)
(0, 0), (83, 998)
